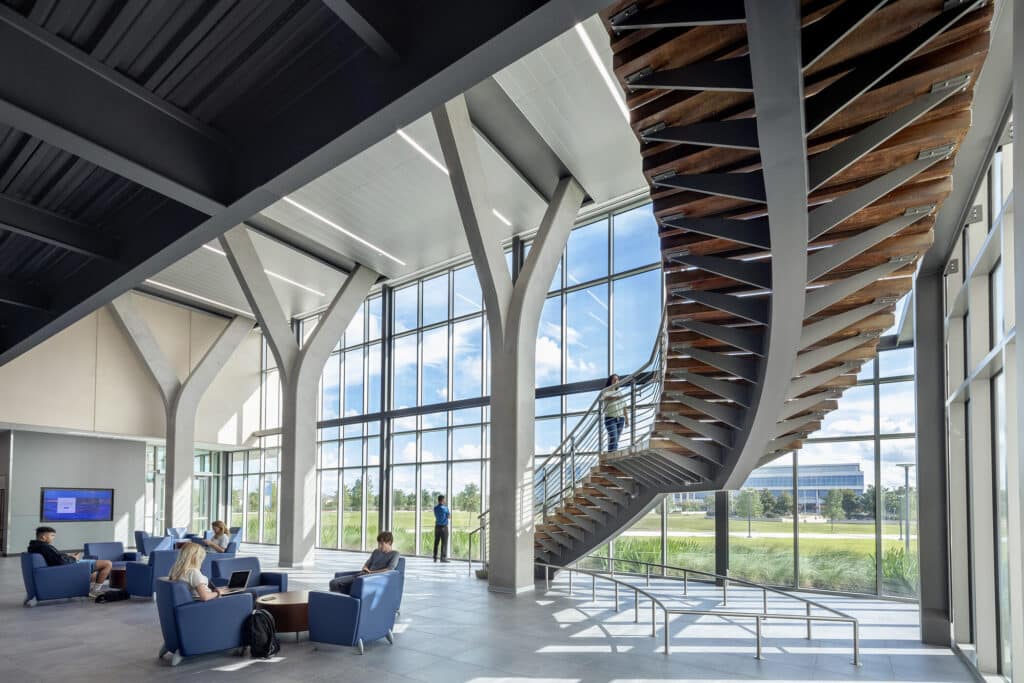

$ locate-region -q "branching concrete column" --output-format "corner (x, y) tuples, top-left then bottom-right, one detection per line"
(110, 296), (253, 531)
(433, 96), (584, 593)
(220, 226), (378, 567)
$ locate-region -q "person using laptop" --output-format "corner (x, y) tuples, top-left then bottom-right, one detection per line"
(167, 544), (224, 601)
(201, 520), (232, 553)
(27, 526), (113, 598)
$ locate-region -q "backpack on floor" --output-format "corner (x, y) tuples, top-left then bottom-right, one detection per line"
(95, 589), (130, 603)
(244, 608), (280, 659)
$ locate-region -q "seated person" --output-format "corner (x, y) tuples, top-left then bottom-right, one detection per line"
(329, 531), (400, 595)
(168, 543), (224, 601)
(201, 520), (231, 553)
(27, 526), (113, 597)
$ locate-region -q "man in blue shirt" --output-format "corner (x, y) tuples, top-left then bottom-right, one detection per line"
(433, 495), (450, 563)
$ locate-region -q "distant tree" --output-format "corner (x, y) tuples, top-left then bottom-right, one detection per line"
(823, 489), (846, 531)
(840, 489), (859, 517)
(773, 491), (793, 517)
(454, 482), (481, 513)
(859, 485), (877, 519)
(735, 489), (764, 538)
(759, 489), (776, 518)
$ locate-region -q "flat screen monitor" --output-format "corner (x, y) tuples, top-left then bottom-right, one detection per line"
(40, 488), (114, 522)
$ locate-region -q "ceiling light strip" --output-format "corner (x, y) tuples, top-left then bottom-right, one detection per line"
(144, 279), (253, 317)
(282, 196), (407, 266)
(575, 23), (630, 123)
(202, 244), (325, 296)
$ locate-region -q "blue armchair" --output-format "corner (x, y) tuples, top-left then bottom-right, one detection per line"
(155, 578), (253, 666)
(190, 537), (238, 556)
(83, 542), (139, 568)
(309, 562), (404, 654)
(229, 526), (242, 545)
(21, 553), (91, 606)
(134, 531), (167, 556)
(210, 557), (286, 597)
(166, 527), (187, 539)
(331, 558), (406, 613)
(126, 550), (213, 598)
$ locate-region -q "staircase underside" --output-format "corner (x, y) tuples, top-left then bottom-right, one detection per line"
(535, 0), (993, 564)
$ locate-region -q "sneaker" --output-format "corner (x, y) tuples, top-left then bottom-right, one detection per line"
(440, 559), (450, 563)
(89, 584), (103, 598)
(433, 558), (438, 562)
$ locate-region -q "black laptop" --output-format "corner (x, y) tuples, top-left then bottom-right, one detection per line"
(219, 569), (251, 595)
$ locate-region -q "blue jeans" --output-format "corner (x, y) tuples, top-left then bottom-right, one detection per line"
(604, 416), (625, 451)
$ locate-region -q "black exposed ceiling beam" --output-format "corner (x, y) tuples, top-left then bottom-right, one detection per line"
(322, 0), (400, 64)
(0, 277), (49, 312)
(0, 194), (117, 260)
(0, 0), (609, 366)
(0, 4), (233, 215)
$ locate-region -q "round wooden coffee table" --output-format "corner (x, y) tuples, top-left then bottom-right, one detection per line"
(108, 567), (127, 589)
(256, 590), (310, 640)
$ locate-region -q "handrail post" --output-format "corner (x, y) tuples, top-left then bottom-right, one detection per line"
(568, 569), (573, 596)
(598, 400), (605, 454)
(545, 565), (550, 592)
(852, 621), (861, 666)
(629, 382), (637, 446)
(592, 574), (596, 602)
(570, 439), (577, 490)
(683, 569), (688, 596)
(762, 588), (767, 616)
(723, 578), (728, 606)
(664, 609), (670, 655)
(646, 564), (651, 587)
(806, 603), (812, 639)
(614, 582), (619, 611)
(651, 602), (656, 637)
(755, 617), (763, 659)
(634, 589), (639, 623)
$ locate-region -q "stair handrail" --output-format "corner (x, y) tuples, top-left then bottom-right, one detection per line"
(538, 558), (861, 664)
(533, 311), (667, 521)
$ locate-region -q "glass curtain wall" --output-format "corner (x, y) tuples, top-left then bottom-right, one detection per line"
(943, 116), (1015, 678)
(613, 342), (916, 597)
(226, 439), (280, 544)
(144, 445), (165, 535)
(191, 450), (224, 534)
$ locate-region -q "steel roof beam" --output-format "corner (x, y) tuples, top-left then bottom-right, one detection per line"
(0, 194), (117, 260)
(322, 0), (399, 64)
(661, 214), (770, 249)
(0, 278), (49, 312)
(0, 5), (232, 215)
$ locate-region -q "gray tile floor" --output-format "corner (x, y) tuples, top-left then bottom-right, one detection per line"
(0, 545), (975, 682)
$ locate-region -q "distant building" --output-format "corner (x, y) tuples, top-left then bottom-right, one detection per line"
(671, 462), (866, 514)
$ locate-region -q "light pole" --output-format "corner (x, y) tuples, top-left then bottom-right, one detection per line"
(896, 463), (915, 555)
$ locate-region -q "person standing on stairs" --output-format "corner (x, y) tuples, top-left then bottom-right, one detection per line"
(602, 374), (629, 452)
(433, 495), (450, 562)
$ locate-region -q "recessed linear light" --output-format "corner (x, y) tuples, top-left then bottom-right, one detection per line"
(492, 209), (512, 226)
(396, 129), (516, 229)
(397, 129), (449, 176)
(282, 196), (407, 267)
(200, 244), (325, 297)
(144, 279), (253, 317)
(575, 22), (630, 123)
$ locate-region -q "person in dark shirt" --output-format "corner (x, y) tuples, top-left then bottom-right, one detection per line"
(328, 531), (401, 594)
(433, 495), (450, 563)
(27, 526), (112, 597)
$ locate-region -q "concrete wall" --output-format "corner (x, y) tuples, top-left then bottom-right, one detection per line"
(5, 431), (145, 554)
(0, 292), (261, 447)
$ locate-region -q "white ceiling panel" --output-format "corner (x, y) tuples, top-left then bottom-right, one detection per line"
(492, 16), (644, 203)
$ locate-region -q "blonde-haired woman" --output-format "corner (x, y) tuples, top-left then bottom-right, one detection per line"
(168, 543), (223, 601)
(203, 520), (231, 553)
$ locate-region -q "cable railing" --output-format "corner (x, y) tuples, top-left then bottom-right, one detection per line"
(533, 313), (667, 521)
(552, 556), (861, 664)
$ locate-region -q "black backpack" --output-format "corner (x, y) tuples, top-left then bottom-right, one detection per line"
(244, 609), (280, 659)
(95, 589), (129, 604)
